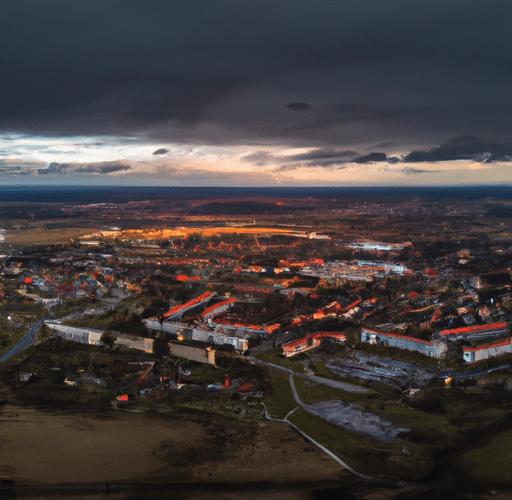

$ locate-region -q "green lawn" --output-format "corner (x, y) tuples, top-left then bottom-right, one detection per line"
(460, 428), (512, 483)
(262, 368), (298, 419)
(294, 376), (368, 406)
(254, 348), (307, 373)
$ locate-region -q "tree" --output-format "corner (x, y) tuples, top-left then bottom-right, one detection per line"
(344, 327), (360, 348)
(38, 322), (53, 341)
(100, 330), (117, 349)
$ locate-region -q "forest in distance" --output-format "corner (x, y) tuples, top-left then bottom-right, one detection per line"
(2, 184), (512, 204)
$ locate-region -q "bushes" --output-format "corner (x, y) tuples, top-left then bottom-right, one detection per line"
(410, 396), (446, 414)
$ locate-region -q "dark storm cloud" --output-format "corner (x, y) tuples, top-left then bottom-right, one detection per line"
(352, 153), (398, 164)
(75, 162), (132, 174)
(402, 167), (438, 175)
(241, 148), (360, 168)
(283, 149), (359, 162)
(286, 103), (311, 111)
(42, 161), (131, 175)
(152, 148), (169, 155)
(403, 135), (512, 163)
(0, 166), (27, 175)
(240, 151), (275, 167)
(1, 1), (512, 150)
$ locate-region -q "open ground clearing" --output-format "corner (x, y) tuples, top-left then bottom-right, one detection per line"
(0, 404), (353, 499)
(5, 226), (100, 246)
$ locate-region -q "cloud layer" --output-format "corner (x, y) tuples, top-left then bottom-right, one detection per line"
(1, 2), (511, 146)
(0, 1), (511, 185)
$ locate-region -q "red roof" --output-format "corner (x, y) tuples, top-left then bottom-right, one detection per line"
(238, 383), (253, 392)
(283, 338), (309, 351)
(201, 298), (236, 316)
(283, 332), (345, 351)
(212, 318), (264, 331)
(439, 322), (507, 336)
(342, 298), (362, 312)
(313, 331), (346, 341)
(462, 336), (512, 352)
(362, 327), (433, 346)
(162, 291), (214, 318)
(264, 323), (280, 334)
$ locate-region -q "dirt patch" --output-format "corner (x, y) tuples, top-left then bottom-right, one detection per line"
(0, 405), (349, 489)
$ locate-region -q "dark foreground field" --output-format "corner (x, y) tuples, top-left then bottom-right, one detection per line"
(2, 404), (512, 500)
(0, 404), (359, 500)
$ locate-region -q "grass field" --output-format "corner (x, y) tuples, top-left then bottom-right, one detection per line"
(461, 428), (512, 482)
(254, 348), (307, 373)
(257, 349), (512, 485)
(262, 367), (298, 420)
(5, 226), (100, 245)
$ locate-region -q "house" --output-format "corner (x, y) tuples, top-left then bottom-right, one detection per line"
(282, 336), (322, 357)
(282, 332), (345, 357)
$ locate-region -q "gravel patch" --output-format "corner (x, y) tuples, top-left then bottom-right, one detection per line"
(302, 399), (409, 441)
(326, 352), (436, 389)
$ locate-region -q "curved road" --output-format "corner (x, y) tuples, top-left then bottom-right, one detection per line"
(437, 364), (510, 381)
(0, 319), (43, 364)
(250, 358), (367, 393)
(252, 357), (405, 485)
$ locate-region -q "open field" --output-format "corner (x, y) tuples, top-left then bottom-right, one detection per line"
(0, 404), (353, 500)
(4, 226), (101, 246)
(461, 428), (512, 482)
(257, 348), (512, 493)
(120, 225), (304, 240)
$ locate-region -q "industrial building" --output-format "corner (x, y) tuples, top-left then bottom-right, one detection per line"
(143, 319), (249, 353)
(361, 322), (511, 364)
(360, 327), (447, 358)
(462, 337), (512, 363)
(44, 322), (154, 353)
(434, 322), (508, 341)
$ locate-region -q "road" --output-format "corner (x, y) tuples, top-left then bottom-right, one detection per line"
(437, 363), (510, 381)
(250, 357), (367, 393)
(253, 357), (408, 439)
(255, 357), (405, 485)
(0, 319), (43, 364)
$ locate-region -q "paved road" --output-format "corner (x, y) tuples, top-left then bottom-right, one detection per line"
(250, 357), (367, 393)
(437, 364), (510, 381)
(0, 319), (43, 364)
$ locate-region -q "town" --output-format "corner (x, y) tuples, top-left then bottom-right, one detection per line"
(1, 187), (512, 498)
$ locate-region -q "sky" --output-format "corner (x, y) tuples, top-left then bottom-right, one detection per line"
(1, 0), (512, 187)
